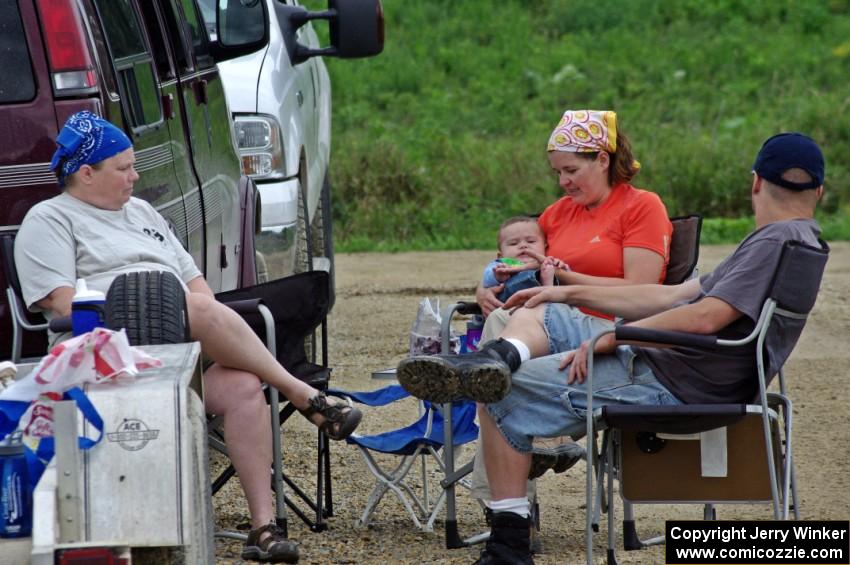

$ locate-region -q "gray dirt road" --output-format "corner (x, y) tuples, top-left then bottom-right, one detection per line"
(214, 242), (850, 564)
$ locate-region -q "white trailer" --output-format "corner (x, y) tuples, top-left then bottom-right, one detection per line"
(1, 343), (213, 564)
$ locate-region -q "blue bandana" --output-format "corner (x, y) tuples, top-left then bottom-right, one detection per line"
(49, 111), (133, 187)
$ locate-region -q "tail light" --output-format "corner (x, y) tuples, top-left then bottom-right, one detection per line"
(57, 547), (129, 564)
(34, 0), (98, 93)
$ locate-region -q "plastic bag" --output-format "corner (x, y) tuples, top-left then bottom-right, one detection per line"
(0, 327), (161, 403)
(409, 297), (459, 356)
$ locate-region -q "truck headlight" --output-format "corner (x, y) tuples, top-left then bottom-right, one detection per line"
(233, 116), (285, 180)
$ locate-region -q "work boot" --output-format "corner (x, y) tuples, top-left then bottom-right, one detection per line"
(397, 339), (521, 403)
(527, 443), (585, 480)
(485, 506), (542, 555)
(473, 511), (534, 564)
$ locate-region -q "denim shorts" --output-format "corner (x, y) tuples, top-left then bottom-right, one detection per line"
(485, 303), (681, 453)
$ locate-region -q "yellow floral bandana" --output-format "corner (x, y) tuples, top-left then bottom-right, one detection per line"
(547, 110), (618, 153)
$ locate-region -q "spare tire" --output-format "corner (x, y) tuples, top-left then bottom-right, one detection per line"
(105, 271), (190, 345)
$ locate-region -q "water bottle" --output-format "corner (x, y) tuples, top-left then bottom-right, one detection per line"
(465, 315), (485, 352)
(71, 278), (106, 336)
(0, 432), (31, 538)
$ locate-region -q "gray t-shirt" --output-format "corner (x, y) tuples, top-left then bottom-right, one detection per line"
(639, 218), (821, 404)
(15, 192), (201, 319)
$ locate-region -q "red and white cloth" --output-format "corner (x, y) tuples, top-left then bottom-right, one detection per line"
(0, 327), (161, 403)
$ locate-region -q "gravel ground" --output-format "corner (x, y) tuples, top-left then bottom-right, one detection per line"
(214, 243), (850, 565)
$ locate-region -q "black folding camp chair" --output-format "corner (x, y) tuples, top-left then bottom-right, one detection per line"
(214, 270), (335, 533)
(583, 239), (829, 565)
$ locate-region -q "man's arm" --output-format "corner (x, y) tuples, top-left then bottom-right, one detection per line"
(35, 286), (75, 317)
(625, 296), (742, 335)
(504, 277), (702, 321)
(563, 295), (743, 384)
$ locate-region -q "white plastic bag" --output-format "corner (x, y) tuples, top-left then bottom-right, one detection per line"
(0, 327), (162, 403)
(409, 297), (459, 356)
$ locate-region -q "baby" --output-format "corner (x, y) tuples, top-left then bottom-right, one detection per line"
(481, 216), (567, 303)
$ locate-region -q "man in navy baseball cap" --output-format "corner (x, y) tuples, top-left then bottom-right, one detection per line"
(395, 131), (828, 565)
(753, 132), (824, 191)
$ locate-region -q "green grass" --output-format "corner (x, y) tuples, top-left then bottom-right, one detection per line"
(304, 0), (850, 250)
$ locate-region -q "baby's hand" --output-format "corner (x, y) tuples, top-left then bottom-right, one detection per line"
(493, 267), (512, 283)
(543, 256), (569, 271)
(495, 260), (538, 277)
(540, 263), (555, 286)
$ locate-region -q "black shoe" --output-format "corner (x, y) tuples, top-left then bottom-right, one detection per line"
(485, 506), (543, 556)
(473, 511), (534, 565)
(397, 339), (520, 403)
(397, 353), (509, 403)
(241, 522), (299, 563)
(527, 445), (585, 480)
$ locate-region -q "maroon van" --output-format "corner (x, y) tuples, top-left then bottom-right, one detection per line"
(0, 0), (382, 360)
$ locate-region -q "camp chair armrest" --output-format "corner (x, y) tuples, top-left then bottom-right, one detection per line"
(615, 325), (718, 350)
(454, 301), (481, 316)
(221, 297), (264, 315)
(49, 316), (72, 333)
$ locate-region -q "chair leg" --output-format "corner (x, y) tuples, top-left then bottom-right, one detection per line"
(211, 465), (237, 496)
(321, 431), (334, 518)
(269, 388), (288, 530)
(268, 398), (333, 531)
(355, 448), (428, 529)
(607, 443), (617, 563)
(592, 430), (610, 533)
(312, 429), (327, 530)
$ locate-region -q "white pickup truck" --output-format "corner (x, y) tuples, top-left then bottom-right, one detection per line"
(202, 0), (358, 283)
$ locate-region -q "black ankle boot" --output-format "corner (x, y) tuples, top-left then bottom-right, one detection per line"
(474, 511), (534, 565)
(478, 338), (522, 371)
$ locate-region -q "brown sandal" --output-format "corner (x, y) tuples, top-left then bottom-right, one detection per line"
(241, 522), (299, 563)
(298, 392), (362, 440)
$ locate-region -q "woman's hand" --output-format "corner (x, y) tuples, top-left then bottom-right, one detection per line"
(558, 333), (616, 384)
(476, 283), (504, 317)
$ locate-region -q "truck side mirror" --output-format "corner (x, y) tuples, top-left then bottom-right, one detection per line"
(276, 0), (384, 64)
(211, 0), (269, 60)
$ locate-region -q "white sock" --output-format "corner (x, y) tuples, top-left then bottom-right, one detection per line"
(504, 338), (531, 363)
(489, 497), (530, 518)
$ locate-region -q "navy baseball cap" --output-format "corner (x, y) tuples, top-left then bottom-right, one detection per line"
(752, 132), (824, 190)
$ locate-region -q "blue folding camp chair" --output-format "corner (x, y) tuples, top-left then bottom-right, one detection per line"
(329, 385), (479, 531)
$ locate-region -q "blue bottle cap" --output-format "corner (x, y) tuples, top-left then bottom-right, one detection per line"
(0, 431), (24, 455)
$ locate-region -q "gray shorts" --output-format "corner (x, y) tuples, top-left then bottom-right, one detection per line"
(485, 303), (681, 453)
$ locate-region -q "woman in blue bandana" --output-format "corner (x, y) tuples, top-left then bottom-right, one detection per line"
(15, 111), (359, 563)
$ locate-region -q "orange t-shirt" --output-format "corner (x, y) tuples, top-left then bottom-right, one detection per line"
(538, 183), (672, 318)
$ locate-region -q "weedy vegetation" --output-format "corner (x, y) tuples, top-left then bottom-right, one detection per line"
(307, 0), (850, 250)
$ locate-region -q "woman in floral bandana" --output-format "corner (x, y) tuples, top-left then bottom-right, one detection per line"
(476, 110), (672, 320)
(468, 111), (673, 526)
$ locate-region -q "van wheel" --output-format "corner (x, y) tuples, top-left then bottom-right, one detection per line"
(105, 271), (190, 345)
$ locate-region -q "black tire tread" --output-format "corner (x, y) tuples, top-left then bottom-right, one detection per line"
(105, 271), (189, 345)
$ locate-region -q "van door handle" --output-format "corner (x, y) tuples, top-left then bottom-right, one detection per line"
(296, 91), (304, 107)
(193, 80), (209, 105)
(161, 93), (175, 119)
